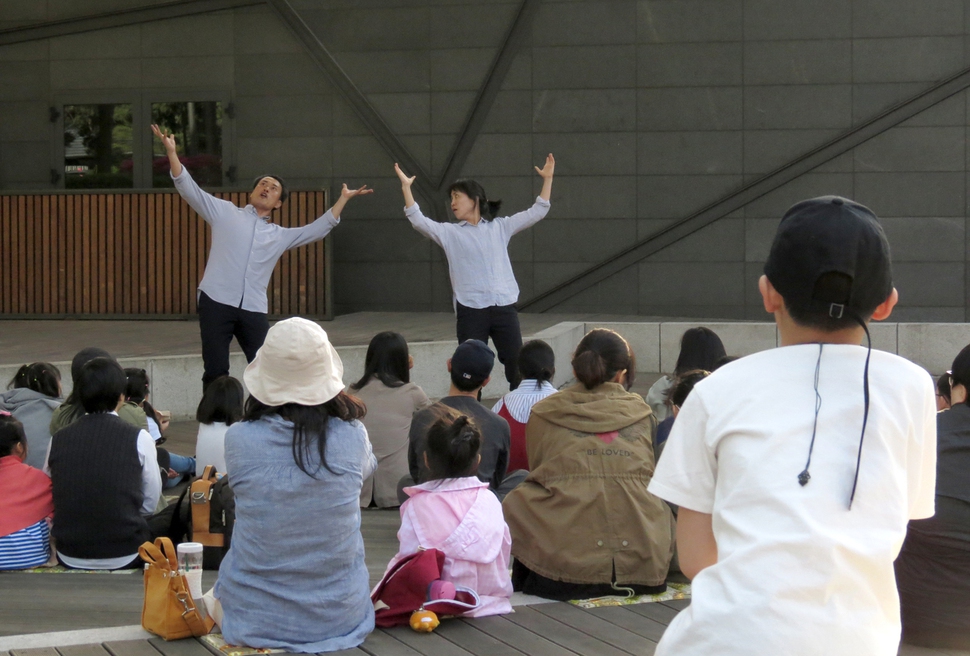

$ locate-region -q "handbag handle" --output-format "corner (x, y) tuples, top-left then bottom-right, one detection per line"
(201, 464), (218, 481)
(139, 536), (179, 571)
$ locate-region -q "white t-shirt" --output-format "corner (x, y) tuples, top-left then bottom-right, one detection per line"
(648, 344), (937, 656)
(195, 422), (230, 476)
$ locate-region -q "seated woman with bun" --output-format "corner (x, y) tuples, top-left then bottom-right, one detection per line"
(208, 318), (376, 653)
(502, 328), (674, 600)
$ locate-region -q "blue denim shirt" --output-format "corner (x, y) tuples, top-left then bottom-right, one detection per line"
(215, 414), (376, 653)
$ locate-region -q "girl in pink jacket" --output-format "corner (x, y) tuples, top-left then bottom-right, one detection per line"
(386, 407), (513, 617)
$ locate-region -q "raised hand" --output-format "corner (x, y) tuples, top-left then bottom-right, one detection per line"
(535, 153), (555, 179)
(151, 124), (177, 154)
(394, 163), (417, 209)
(536, 153), (555, 201)
(394, 163), (416, 187)
(341, 183), (374, 200)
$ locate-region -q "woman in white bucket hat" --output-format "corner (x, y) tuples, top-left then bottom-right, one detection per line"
(209, 317), (377, 653)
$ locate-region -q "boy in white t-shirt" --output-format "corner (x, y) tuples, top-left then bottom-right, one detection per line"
(648, 196), (937, 656)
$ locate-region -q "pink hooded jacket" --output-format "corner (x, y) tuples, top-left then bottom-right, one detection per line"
(384, 476), (513, 617)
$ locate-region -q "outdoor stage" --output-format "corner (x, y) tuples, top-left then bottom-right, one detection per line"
(0, 312), (659, 366)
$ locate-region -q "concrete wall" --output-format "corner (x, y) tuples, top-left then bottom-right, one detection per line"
(4, 320), (967, 419)
(1, 1), (969, 320)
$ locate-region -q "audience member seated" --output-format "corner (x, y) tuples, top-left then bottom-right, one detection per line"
(937, 373), (952, 412)
(208, 318), (376, 652)
(349, 332), (430, 508)
(125, 368), (195, 488)
(398, 339), (513, 504)
(0, 414), (54, 570)
(491, 340), (558, 472)
(655, 369), (711, 458)
(47, 357), (161, 570)
(645, 327), (725, 421)
(895, 345), (970, 649)
(503, 328), (674, 600)
(0, 362), (63, 470)
(194, 375), (244, 476)
(50, 347), (148, 434)
(386, 407), (513, 616)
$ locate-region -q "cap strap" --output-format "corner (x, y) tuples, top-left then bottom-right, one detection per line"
(828, 303), (845, 319)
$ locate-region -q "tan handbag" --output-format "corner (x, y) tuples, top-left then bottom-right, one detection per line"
(139, 537), (214, 640)
(190, 465), (225, 548)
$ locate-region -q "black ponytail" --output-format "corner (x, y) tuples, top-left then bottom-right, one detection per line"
(425, 408), (482, 480)
(485, 199), (502, 219)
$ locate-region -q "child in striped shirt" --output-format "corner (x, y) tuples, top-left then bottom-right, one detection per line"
(0, 413), (54, 570)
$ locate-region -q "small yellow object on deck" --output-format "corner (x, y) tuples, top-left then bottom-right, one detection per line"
(409, 609), (439, 632)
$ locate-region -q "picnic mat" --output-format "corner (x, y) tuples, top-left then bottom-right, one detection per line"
(568, 582), (691, 608)
(199, 634), (286, 656)
(4, 566), (138, 574)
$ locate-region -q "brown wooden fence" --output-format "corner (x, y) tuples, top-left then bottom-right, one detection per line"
(0, 191), (331, 319)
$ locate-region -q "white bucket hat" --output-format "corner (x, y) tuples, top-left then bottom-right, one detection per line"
(244, 317), (344, 406)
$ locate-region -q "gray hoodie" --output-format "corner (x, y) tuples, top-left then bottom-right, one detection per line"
(0, 388), (62, 469)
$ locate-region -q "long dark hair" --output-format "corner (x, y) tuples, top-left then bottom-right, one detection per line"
(674, 327), (726, 376)
(425, 407), (481, 481)
(572, 329), (636, 390)
(351, 331), (410, 390)
(197, 376), (245, 425)
(244, 391), (366, 477)
(124, 368), (149, 402)
(8, 362), (61, 398)
(448, 179), (502, 221)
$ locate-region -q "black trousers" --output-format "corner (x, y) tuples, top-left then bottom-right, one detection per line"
(511, 560), (667, 601)
(198, 291), (269, 390)
(455, 302), (522, 388)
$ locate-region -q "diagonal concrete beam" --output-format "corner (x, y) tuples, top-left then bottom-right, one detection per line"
(434, 0), (540, 191)
(518, 64), (970, 313)
(0, 0), (263, 46)
(265, 0), (441, 215)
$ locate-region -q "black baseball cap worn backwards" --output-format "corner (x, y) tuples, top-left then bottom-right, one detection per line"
(451, 339), (495, 385)
(764, 196), (892, 320)
(764, 196), (893, 511)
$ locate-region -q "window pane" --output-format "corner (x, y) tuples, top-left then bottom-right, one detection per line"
(152, 101), (223, 188)
(63, 104), (134, 188)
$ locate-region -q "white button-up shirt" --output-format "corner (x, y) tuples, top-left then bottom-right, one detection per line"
(172, 169), (338, 314)
(405, 197), (550, 309)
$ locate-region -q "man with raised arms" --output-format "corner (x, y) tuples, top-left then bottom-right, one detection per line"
(152, 125), (372, 390)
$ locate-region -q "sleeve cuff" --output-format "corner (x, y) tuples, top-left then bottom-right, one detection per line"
(404, 203), (421, 216)
(647, 479), (715, 514)
(535, 196), (550, 207)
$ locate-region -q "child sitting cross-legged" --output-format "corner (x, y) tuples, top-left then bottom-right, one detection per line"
(383, 407), (513, 617)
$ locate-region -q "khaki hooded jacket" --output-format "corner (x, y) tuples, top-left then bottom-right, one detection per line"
(502, 381), (674, 586)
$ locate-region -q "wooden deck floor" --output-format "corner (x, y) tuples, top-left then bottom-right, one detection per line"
(0, 599), (684, 656)
(3, 599), (968, 656)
